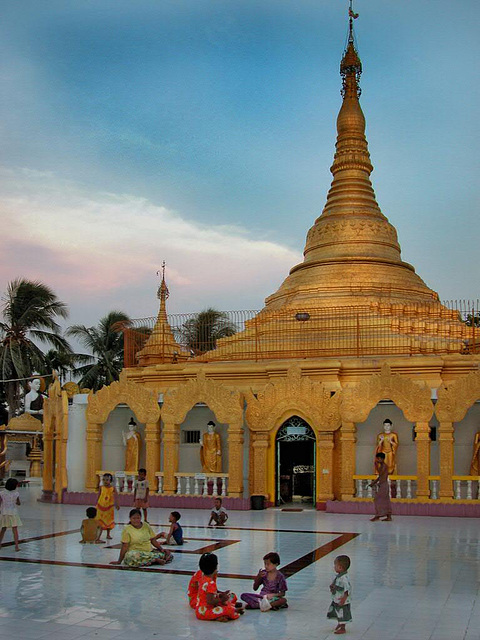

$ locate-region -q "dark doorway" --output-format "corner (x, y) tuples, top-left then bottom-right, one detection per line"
(276, 416), (315, 506)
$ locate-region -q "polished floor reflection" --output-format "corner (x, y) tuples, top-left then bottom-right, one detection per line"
(0, 487), (479, 640)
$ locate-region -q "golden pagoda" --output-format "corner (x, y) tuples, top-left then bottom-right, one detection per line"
(205, 16), (468, 361)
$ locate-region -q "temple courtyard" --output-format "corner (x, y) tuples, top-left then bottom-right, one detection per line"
(0, 487), (478, 640)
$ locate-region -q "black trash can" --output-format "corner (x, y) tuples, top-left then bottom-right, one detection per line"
(250, 494), (265, 510)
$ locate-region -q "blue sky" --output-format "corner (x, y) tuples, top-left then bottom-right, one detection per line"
(0, 0), (478, 327)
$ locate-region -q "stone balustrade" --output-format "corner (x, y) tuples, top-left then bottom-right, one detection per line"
(173, 473), (229, 497)
(96, 470), (137, 493)
(452, 476), (480, 500)
(154, 472), (164, 494)
(353, 475), (417, 499)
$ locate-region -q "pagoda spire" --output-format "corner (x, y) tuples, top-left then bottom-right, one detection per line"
(136, 262), (188, 365)
(264, 5), (438, 310)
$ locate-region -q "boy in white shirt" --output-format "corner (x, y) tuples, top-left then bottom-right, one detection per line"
(207, 497), (228, 527)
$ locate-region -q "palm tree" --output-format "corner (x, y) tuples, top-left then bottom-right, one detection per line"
(179, 308), (237, 355)
(0, 279), (71, 418)
(67, 311), (130, 391)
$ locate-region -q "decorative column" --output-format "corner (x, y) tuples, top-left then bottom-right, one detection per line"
(162, 422), (179, 494)
(338, 421), (356, 500)
(415, 421), (431, 498)
(145, 420), (161, 491)
(251, 431), (269, 496)
(317, 431), (335, 501)
(42, 430), (54, 495)
(85, 421), (103, 492)
(227, 421), (244, 497)
(438, 421), (454, 499)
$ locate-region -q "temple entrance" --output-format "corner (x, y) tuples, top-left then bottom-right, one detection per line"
(276, 416), (315, 506)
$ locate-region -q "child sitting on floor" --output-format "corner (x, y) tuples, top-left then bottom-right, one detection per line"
(195, 553), (243, 621)
(207, 497), (228, 527)
(79, 507), (103, 544)
(159, 511), (183, 545)
(241, 552), (288, 611)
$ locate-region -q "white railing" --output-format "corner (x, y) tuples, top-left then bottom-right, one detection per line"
(353, 475), (417, 499)
(154, 472), (164, 494)
(96, 470), (137, 493)
(452, 476), (480, 500)
(174, 473), (229, 497)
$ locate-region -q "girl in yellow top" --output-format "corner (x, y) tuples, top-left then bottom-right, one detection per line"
(96, 473), (119, 540)
(110, 509), (173, 568)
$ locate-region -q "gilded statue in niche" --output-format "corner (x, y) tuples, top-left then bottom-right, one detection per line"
(469, 432), (480, 476)
(200, 421), (222, 473)
(374, 419), (399, 475)
(123, 418), (141, 472)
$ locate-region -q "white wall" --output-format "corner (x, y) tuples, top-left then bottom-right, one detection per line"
(66, 394), (88, 491)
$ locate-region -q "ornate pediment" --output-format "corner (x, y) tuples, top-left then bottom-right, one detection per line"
(340, 363), (433, 423)
(1, 413), (43, 432)
(245, 363), (341, 433)
(86, 371), (160, 424)
(436, 369), (480, 423)
(162, 370), (243, 425)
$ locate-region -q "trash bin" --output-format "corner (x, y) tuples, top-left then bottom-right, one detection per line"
(250, 494), (265, 510)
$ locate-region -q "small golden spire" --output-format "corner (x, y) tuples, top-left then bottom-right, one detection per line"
(156, 261), (170, 302)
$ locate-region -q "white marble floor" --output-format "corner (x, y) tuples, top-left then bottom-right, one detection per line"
(0, 487), (479, 640)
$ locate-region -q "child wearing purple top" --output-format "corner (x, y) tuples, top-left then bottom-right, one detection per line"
(241, 552), (288, 611)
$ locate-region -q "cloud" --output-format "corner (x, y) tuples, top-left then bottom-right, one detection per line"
(0, 167), (301, 324)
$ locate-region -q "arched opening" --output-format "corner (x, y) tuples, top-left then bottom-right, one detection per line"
(275, 416), (315, 506)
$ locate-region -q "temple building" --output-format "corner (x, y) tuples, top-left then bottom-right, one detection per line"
(37, 14), (480, 515)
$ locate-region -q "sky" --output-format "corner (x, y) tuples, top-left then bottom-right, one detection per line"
(0, 0), (479, 331)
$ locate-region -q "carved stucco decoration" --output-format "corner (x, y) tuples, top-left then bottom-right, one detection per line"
(340, 363), (433, 423)
(1, 413), (44, 433)
(245, 363), (341, 433)
(161, 370), (243, 425)
(86, 371), (160, 424)
(436, 369), (480, 423)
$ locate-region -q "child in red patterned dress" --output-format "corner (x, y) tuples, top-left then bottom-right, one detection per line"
(194, 553), (243, 621)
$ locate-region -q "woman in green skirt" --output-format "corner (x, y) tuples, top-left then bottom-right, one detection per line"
(110, 509), (172, 567)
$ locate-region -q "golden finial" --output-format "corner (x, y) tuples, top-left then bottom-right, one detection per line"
(341, 0), (362, 98)
(156, 261), (170, 301)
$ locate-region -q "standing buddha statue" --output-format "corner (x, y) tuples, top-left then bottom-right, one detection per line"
(123, 418), (141, 472)
(200, 421), (222, 473)
(374, 419), (399, 475)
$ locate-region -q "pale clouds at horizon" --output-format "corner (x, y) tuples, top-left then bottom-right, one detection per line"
(0, 167), (301, 325)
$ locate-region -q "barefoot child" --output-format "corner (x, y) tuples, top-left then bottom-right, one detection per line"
(79, 507), (103, 544)
(159, 511), (183, 545)
(195, 553), (242, 621)
(133, 468), (149, 522)
(241, 552), (288, 610)
(208, 497), (228, 527)
(96, 473), (119, 540)
(0, 478), (22, 551)
(327, 555), (352, 635)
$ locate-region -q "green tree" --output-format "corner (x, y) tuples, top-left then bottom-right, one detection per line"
(67, 311), (130, 391)
(179, 308), (237, 355)
(0, 278), (71, 418)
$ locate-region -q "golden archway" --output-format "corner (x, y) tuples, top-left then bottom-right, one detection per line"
(435, 369), (480, 498)
(245, 364), (341, 502)
(161, 370), (244, 497)
(339, 363), (434, 499)
(85, 372), (161, 491)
